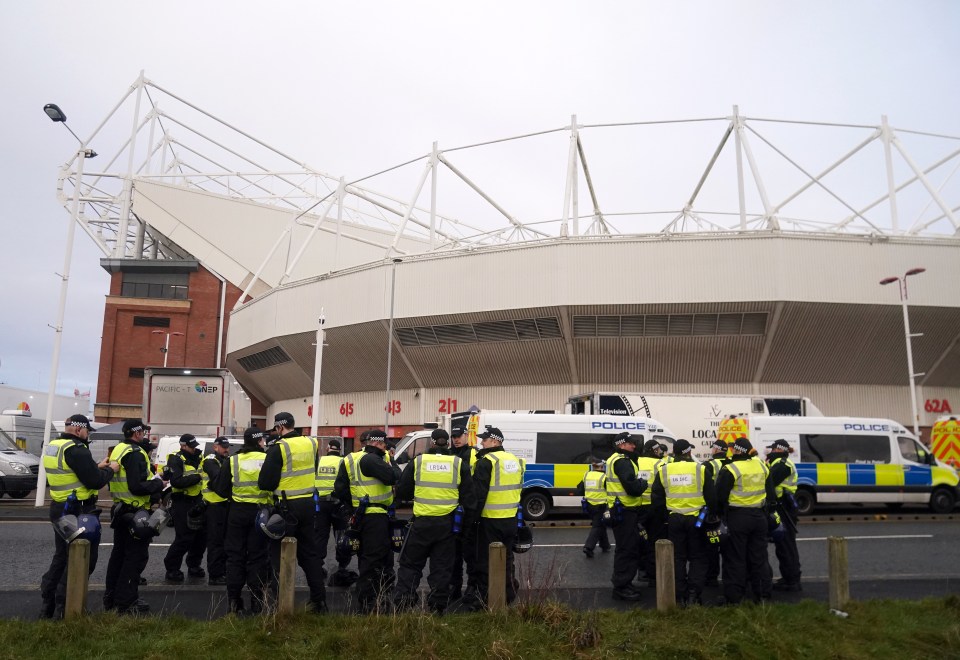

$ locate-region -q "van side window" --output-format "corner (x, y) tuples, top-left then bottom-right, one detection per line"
(800, 434), (891, 464)
(897, 436), (927, 464)
(536, 433), (622, 464)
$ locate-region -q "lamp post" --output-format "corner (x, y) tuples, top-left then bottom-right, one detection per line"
(384, 258), (402, 433)
(880, 268), (926, 438)
(310, 310), (325, 437)
(152, 330), (184, 368)
(35, 104), (98, 507)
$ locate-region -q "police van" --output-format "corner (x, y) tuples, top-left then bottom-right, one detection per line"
(423, 411), (676, 521)
(736, 416), (959, 515)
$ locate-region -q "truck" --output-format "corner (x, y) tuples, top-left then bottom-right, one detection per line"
(566, 392), (822, 461)
(142, 368), (251, 441)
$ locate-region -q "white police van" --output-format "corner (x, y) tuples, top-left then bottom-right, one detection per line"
(744, 416), (959, 514)
(433, 411), (677, 520)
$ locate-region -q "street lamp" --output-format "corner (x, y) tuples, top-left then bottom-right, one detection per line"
(35, 103), (98, 507)
(152, 331), (185, 368)
(880, 267), (926, 438)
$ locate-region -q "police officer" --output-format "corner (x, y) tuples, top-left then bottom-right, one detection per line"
(257, 412), (327, 613)
(715, 437), (776, 604)
(635, 439), (663, 586)
(577, 460), (610, 558)
(215, 427), (273, 615)
(335, 428), (401, 613)
(202, 437), (232, 586)
(163, 434), (206, 582)
(605, 432), (648, 601)
(463, 426), (524, 610)
(39, 414), (119, 619)
(702, 439), (729, 587)
(449, 427), (478, 602)
(766, 439), (802, 591)
(652, 439), (715, 606)
(315, 438), (356, 586)
(104, 419), (165, 615)
(394, 429), (476, 613)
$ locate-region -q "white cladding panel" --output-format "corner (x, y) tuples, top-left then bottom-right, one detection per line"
(228, 236), (960, 355)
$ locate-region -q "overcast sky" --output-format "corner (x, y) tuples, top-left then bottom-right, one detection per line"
(1, 1), (958, 404)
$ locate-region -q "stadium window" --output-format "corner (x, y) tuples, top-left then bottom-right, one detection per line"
(128, 367), (145, 378)
(133, 316), (171, 328)
(119, 272), (189, 300)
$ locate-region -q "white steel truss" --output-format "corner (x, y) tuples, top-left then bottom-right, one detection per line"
(57, 73), (960, 297)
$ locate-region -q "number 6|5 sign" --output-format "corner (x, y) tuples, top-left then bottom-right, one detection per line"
(339, 402), (354, 417)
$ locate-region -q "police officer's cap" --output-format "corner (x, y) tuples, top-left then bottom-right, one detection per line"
(274, 412), (295, 428)
(478, 427), (504, 442)
(642, 439), (661, 453)
(65, 414), (95, 432)
(732, 437), (754, 454)
(450, 428), (464, 439)
(244, 427), (265, 445)
(179, 433), (199, 448)
(366, 429), (387, 442)
(613, 431), (632, 446)
(766, 439), (791, 453)
(711, 439), (728, 453)
(431, 428), (449, 446)
(122, 418), (150, 435)
(673, 439), (694, 456)
(213, 436), (231, 448)
(327, 438), (342, 451)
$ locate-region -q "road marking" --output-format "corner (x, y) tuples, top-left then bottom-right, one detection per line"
(99, 543), (172, 547)
(797, 534), (933, 542)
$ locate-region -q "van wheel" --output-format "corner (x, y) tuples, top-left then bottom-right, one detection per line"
(793, 489), (815, 516)
(929, 488), (956, 514)
(6, 491), (30, 499)
(520, 492), (550, 522)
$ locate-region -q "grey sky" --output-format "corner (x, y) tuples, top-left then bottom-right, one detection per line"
(1, 1), (958, 400)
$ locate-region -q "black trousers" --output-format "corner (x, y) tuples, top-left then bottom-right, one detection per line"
(722, 507), (771, 604)
(394, 513), (456, 611)
(450, 518), (477, 597)
(706, 535), (721, 582)
(355, 513), (393, 610)
(205, 501), (229, 579)
(315, 499), (350, 569)
(268, 497), (326, 607)
(611, 507), (641, 589)
(583, 503), (611, 551)
(164, 495), (206, 572)
(637, 505), (660, 579)
(105, 522), (151, 609)
(774, 515), (802, 585)
(471, 517), (518, 604)
(667, 512), (709, 598)
(224, 502), (269, 604)
(40, 501), (100, 607)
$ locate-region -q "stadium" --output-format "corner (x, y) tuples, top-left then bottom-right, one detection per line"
(60, 75), (960, 440)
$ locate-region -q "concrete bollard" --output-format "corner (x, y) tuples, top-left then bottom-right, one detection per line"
(655, 539), (676, 611)
(64, 539), (90, 619)
(278, 537), (298, 616)
(488, 542), (507, 611)
(828, 536), (849, 611)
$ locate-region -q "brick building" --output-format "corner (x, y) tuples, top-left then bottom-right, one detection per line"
(95, 258), (265, 424)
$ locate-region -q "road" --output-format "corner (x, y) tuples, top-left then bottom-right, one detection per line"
(0, 512), (957, 619)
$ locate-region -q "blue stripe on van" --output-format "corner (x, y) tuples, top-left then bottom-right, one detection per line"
(524, 464), (554, 489)
(795, 464), (818, 486)
(847, 464), (876, 486)
(904, 465), (931, 486)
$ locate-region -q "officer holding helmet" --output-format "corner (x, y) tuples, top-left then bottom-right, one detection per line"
(766, 439), (802, 592)
(702, 439), (729, 587)
(315, 438), (356, 586)
(104, 419), (165, 615)
(394, 429), (476, 613)
(39, 414), (119, 619)
(334, 428), (401, 613)
(577, 460), (610, 558)
(605, 431), (648, 601)
(257, 412), (327, 613)
(163, 434), (206, 583)
(462, 426), (524, 610)
(202, 437), (232, 586)
(214, 426), (274, 615)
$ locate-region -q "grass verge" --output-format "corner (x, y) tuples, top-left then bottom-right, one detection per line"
(0, 596), (958, 660)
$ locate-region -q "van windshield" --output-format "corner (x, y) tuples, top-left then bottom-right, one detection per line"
(0, 429), (19, 451)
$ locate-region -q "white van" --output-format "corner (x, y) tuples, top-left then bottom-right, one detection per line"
(0, 411), (44, 498)
(395, 411), (675, 521)
(745, 416), (959, 514)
